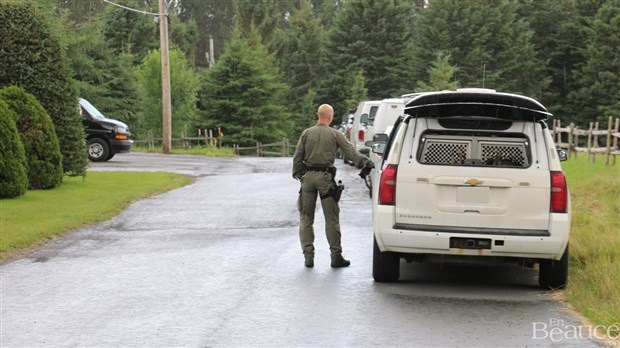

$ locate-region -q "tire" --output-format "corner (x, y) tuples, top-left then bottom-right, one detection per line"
(87, 138), (110, 162)
(539, 245), (569, 289)
(106, 152), (115, 161)
(364, 175), (372, 198)
(373, 236), (400, 282)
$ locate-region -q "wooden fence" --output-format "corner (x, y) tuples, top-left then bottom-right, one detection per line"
(133, 130), (220, 149)
(552, 116), (620, 165)
(233, 138), (294, 157)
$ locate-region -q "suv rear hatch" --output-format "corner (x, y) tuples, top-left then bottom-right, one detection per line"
(393, 89), (554, 236)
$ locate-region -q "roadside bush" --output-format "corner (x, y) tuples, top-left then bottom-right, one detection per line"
(0, 1), (87, 177)
(0, 101), (28, 199)
(0, 86), (63, 189)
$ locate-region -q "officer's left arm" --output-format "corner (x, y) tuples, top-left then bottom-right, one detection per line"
(336, 131), (373, 168)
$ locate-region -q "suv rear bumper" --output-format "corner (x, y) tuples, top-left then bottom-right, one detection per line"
(373, 205), (570, 260)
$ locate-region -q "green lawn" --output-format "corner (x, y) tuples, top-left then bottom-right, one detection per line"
(0, 171), (192, 261)
(132, 144), (235, 157)
(562, 154), (620, 335)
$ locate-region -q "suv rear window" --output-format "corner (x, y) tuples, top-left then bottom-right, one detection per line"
(416, 131), (531, 168)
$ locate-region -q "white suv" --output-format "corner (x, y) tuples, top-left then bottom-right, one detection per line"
(350, 100), (381, 156)
(370, 89), (571, 289)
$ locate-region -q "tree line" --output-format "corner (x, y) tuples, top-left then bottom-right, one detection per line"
(2, 0), (619, 153)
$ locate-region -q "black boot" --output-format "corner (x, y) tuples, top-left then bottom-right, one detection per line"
(331, 254), (350, 268)
(304, 255), (314, 268)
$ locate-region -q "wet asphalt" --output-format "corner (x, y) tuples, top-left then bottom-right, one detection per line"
(0, 153), (601, 347)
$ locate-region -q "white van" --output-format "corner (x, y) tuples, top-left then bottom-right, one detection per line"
(370, 89), (571, 289)
(367, 98), (404, 140)
(350, 100), (381, 156)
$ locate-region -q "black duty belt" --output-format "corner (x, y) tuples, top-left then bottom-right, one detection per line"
(306, 166), (333, 172)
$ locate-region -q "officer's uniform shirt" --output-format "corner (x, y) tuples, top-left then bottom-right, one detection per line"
(292, 124), (369, 178)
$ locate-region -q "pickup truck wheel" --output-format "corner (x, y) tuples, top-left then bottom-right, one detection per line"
(539, 245), (569, 289)
(87, 138), (110, 162)
(373, 236), (400, 282)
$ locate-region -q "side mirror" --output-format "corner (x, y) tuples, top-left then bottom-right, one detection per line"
(557, 148), (568, 162)
(360, 113), (369, 125)
(373, 133), (388, 143)
(371, 143), (387, 155)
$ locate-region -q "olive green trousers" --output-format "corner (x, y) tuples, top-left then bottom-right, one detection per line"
(297, 171), (342, 258)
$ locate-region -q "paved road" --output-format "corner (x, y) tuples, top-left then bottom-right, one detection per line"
(1, 153), (600, 347)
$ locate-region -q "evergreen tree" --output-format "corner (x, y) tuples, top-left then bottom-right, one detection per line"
(319, 0), (414, 114)
(417, 51), (459, 92)
(344, 70), (369, 114)
(176, 0), (236, 68)
(0, 86), (63, 190)
(0, 101), (28, 199)
(234, 0), (292, 45)
(100, 1), (159, 65)
(569, 0), (620, 123)
(0, 2), (87, 176)
(63, 14), (140, 130)
(135, 48), (200, 138)
(198, 30), (290, 146)
(411, 0), (549, 97)
(272, 0), (326, 138)
(516, 0), (590, 120)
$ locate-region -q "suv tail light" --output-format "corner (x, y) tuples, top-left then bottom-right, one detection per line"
(379, 164), (398, 205)
(550, 171), (568, 213)
(358, 130), (365, 142)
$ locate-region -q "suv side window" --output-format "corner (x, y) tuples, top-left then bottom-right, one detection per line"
(368, 106), (379, 126)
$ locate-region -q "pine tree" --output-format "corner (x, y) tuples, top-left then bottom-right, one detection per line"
(0, 2), (87, 176)
(100, 1), (159, 66)
(569, 0), (620, 123)
(0, 86), (63, 190)
(198, 30), (290, 146)
(416, 51), (459, 92)
(63, 14), (140, 132)
(135, 48), (200, 138)
(319, 0), (414, 114)
(411, 0), (549, 97)
(516, 0), (591, 120)
(272, 0), (326, 138)
(176, 0), (236, 68)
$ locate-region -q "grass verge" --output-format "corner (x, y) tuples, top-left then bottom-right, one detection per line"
(132, 145), (235, 157)
(563, 155), (620, 336)
(0, 171), (192, 262)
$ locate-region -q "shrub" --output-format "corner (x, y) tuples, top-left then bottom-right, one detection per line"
(0, 86), (63, 189)
(0, 1), (87, 177)
(0, 101), (28, 198)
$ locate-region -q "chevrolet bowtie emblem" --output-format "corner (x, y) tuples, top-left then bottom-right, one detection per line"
(465, 178), (483, 186)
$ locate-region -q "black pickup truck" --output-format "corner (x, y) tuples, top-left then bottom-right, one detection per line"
(79, 98), (133, 162)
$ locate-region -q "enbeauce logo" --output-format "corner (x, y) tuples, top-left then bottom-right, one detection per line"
(532, 318), (619, 345)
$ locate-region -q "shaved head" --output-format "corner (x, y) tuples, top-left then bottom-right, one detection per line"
(317, 104), (334, 125)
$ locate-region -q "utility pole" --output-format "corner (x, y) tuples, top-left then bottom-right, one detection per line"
(159, 0), (172, 154)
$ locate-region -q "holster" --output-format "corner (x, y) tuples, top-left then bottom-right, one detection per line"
(332, 180), (345, 203)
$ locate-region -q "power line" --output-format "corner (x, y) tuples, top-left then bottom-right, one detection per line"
(101, 0), (159, 17)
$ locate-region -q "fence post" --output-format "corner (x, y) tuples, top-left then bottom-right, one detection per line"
(606, 116), (613, 165)
(257, 142), (261, 157)
(587, 122), (594, 162)
(568, 123), (574, 158)
(614, 118), (619, 165)
(282, 138), (287, 157)
(148, 131), (154, 149)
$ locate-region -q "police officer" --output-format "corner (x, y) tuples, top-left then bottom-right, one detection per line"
(292, 104), (374, 268)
